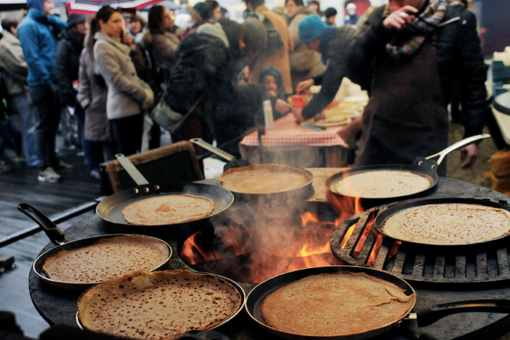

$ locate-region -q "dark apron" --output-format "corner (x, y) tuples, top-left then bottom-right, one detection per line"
(355, 34), (449, 176)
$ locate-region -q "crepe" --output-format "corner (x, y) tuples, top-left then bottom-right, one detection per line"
(78, 270), (242, 340)
(335, 170), (432, 198)
(261, 272), (415, 337)
(316, 117), (351, 127)
(220, 164), (313, 194)
(381, 203), (510, 245)
(42, 235), (169, 284)
(123, 194), (214, 226)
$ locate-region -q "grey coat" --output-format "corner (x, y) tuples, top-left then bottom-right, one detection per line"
(93, 32), (154, 120)
(77, 48), (111, 142)
(0, 31), (28, 95)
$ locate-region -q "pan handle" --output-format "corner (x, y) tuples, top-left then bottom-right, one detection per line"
(424, 134), (490, 165)
(413, 300), (510, 327)
(17, 203), (66, 246)
(190, 138), (237, 162)
(115, 154), (150, 186)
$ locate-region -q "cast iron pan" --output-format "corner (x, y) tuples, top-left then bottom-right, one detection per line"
(373, 197), (510, 247)
(190, 138), (314, 199)
(75, 271), (246, 332)
(326, 134), (490, 201)
(96, 154), (234, 226)
(246, 265), (510, 340)
(18, 204), (172, 290)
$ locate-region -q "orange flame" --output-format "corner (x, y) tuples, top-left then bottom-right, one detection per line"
(180, 231), (221, 264)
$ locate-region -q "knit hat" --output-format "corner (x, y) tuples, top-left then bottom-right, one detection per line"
(196, 22), (229, 47)
(67, 14), (87, 27)
(27, 0), (45, 12)
(259, 65), (283, 88)
(174, 13), (193, 30)
(193, 2), (213, 21)
(298, 14), (326, 44)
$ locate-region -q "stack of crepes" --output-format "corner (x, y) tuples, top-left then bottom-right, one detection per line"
(316, 95), (368, 127)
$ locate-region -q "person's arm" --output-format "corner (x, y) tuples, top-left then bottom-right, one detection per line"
(301, 26), (358, 120)
(49, 15), (68, 34)
(77, 52), (91, 111)
(94, 42), (151, 105)
(0, 46), (28, 84)
(55, 41), (75, 107)
(18, 25), (51, 85)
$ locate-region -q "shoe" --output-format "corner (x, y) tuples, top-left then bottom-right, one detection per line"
(38, 167), (61, 183)
(54, 160), (74, 173)
(90, 170), (101, 180)
(76, 149), (85, 157)
(61, 141), (76, 151)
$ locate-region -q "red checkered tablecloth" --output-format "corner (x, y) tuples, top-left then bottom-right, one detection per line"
(240, 114), (348, 147)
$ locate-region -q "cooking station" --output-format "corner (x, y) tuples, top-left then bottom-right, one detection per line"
(28, 174), (510, 340)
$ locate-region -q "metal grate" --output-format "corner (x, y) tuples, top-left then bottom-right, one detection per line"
(330, 198), (510, 284)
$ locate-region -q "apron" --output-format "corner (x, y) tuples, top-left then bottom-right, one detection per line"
(355, 34), (449, 176)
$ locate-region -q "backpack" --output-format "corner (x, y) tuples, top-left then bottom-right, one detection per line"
(244, 8), (284, 53)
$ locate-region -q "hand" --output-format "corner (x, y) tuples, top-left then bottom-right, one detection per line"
(291, 108), (305, 122)
(296, 79), (315, 94)
(460, 143), (479, 169)
(274, 99), (292, 114)
(383, 5), (418, 31)
(337, 116), (363, 142)
(122, 33), (134, 46)
(244, 66), (250, 81)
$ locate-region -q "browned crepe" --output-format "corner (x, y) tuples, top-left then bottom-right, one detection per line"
(78, 270), (242, 340)
(220, 164), (313, 194)
(381, 203), (510, 245)
(42, 235), (169, 284)
(123, 194), (214, 226)
(261, 272), (415, 337)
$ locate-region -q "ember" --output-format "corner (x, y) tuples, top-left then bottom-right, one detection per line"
(179, 194), (370, 283)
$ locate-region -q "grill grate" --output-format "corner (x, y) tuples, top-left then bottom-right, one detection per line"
(330, 197), (510, 284)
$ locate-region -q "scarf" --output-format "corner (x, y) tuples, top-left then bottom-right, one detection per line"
(384, 0), (446, 60)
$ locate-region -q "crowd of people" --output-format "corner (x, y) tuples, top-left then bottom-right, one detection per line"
(0, 0), (488, 183)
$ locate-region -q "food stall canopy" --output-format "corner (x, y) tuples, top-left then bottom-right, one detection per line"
(66, 0), (165, 14)
(0, 0), (67, 11)
(139, 0), (180, 11)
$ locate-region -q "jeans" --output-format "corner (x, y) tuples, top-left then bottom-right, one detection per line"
(30, 84), (61, 171)
(11, 92), (39, 167)
(82, 139), (116, 172)
(111, 114), (143, 156)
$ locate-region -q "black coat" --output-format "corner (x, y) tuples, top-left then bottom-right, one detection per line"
(55, 28), (84, 107)
(346, 5), (488, 138)
(164, 33), (268, 155)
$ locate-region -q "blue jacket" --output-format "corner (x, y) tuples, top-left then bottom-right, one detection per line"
(18, 8), (67, 86)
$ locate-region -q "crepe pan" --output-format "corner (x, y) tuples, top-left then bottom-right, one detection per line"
(75, 271), (246, 333)
(373, 197), (510, 247)
(246, 266), (510, 340)
(326, 134), (490, 201)
(18, 203), (172, 290)
(96, 154), (234, 226)
(190, 138), (314, 197)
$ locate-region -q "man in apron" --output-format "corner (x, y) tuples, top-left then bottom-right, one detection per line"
(343, 0), (488, 176)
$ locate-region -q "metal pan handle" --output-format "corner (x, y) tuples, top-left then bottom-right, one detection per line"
(18, 203), (66, 246)
(412, 300), (510, 327)
(115, 154), (150, 186)
(425, 134), (491, 166)
(190, 138), (237, 162)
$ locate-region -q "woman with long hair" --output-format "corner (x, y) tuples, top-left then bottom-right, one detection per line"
(143, 5), (180, 83)
(77, 16), (116, 179)
(93, 6), (154, 156)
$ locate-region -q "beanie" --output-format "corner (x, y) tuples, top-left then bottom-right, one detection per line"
(27, 0), (45, 12)
(67, 14), (87, 27)
(298, 15), (326, 44)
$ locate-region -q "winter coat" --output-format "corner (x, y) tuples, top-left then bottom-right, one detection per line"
(346, 5), (488, 138)
(287, 7), (325, 90)
(93, 32), (154, 120)
(55, 28), (84, 107)
(164, 32), (268, 155)
(77, 48), (111, 142)
(17, 8), (67, 86)
(302, 26), (358, 119)
(0, 31), (28, 95)
(143, 30), (180, 76)
(248, 5), (294, 94)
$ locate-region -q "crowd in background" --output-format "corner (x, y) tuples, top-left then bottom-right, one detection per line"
(0, 0), (483, 182)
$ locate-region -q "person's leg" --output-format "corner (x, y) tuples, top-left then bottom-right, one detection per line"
(149, 121), (161, 150)
(6, 119), (23, 157)
(12, 93), (39, 167)
(111, 114), (144, 156)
